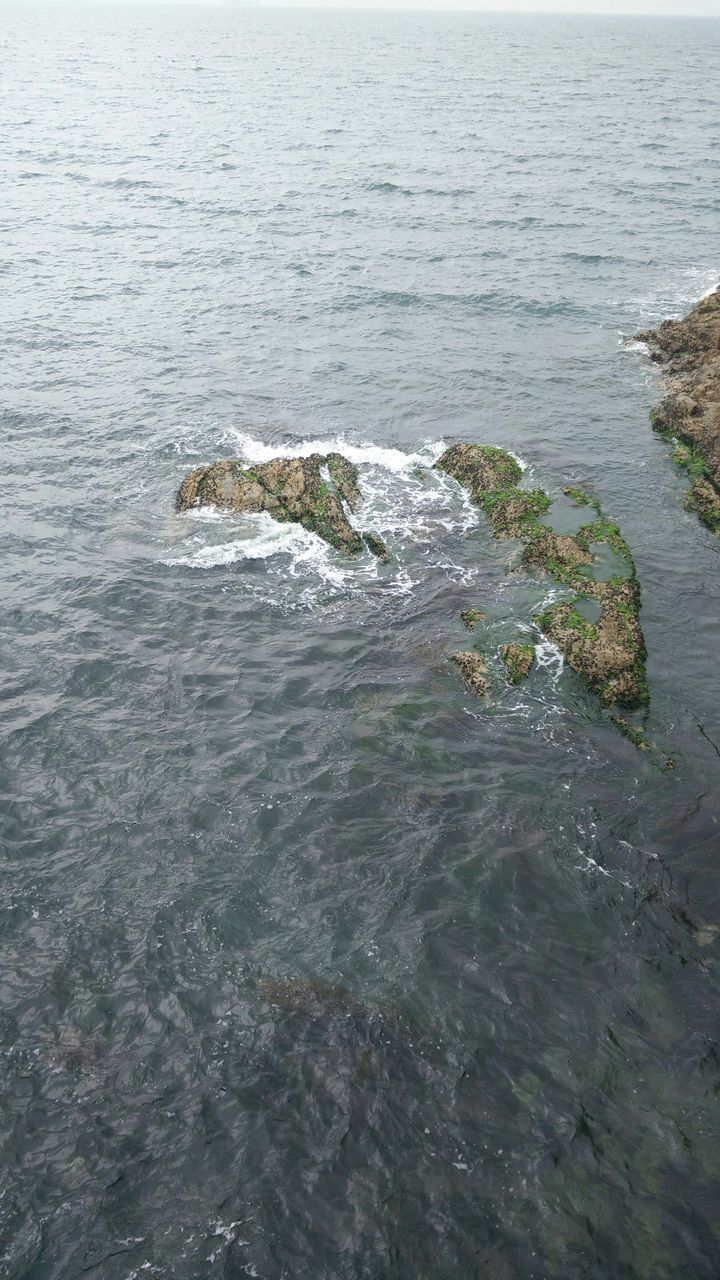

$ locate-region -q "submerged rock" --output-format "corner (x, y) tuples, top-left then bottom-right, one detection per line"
(500, 643), (535, 685)
(437, 444), (648, 713)
(637, 287), (720, 534)
(451, 650), (490, 697)
(258, 976), (366, 1019)
(175, 452), (385, 557)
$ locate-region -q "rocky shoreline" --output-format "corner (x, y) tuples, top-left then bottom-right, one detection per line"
(637, 286), (720, 534)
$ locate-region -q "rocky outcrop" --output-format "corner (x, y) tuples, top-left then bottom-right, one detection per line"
(637, 287), (720, 534)
(176, 452), (386, 557)
(537, 579), (646, 709)
(437, 446), (648, 711)
(460, 608), (485, 631)
(500, 643), (535, 685)
(451, 651), (489, 697)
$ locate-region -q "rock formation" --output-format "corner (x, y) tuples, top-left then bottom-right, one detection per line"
(451, 651), (490, 697)
(176, 452), (388, 558)
(437, 446), (648, 711)
(500, 643), (535, 685)
(637, 287), (720, 534)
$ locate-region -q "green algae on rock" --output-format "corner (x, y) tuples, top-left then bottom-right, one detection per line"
(537, 578), (647, 709)
(451, 650), (489, 698)
(637, 287), (720, 535)
(362, 530), (390, 561)
(436, 444), (648, 711)
(460, 608), (485, 631)
(500, 642), (535, 685)
(175, 452), (384, 557)
(436, 442), (522, 499)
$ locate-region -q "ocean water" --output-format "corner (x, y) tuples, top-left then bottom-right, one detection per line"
(2, 4), (720, 1277)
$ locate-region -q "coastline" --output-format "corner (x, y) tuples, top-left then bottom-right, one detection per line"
(638, 287), (720, 534)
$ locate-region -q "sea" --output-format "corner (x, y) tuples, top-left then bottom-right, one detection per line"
(2, 4), (720, 1277)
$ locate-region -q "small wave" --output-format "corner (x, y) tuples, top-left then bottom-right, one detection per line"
(223, 431), (444, 473)
(627, 267), (719, 323)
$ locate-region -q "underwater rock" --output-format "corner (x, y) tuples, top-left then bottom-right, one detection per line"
(257, 976), (368, 1019)
(637, 287), (720, 534)
(175, 452), (384, 556)
(451, 650), (489, 698)
(500, 643), (535, 684)
(438, 444), (648, 713)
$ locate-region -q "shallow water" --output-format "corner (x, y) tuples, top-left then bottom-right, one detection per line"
(2, 5), (720, 1277)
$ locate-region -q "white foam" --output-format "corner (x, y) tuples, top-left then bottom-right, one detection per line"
(620, 338), (650, 354)
(624, 267), (719, 324)
(164, 513), (308, 568)
(535, 636), (564, 681)
(221, 430), (445, 473)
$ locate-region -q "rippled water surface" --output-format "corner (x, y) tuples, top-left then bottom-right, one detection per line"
(2, 5), (720, 1277)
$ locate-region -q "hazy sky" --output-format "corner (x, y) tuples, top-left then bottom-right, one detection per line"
(128, 0), (720, 15)
(256, 0), (720, 9)
(28, 0), (720, 14)
(257, 0), (720, 8)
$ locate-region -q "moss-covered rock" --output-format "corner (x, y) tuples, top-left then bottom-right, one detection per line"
(362, 530), (390, 561)
(460, 608), (485, 631)
(451, 651), (489, 698)
(175, 453), (379, 556)
(522, 528), (593, 579)
(687, 476), (720, 534)
(537, 579), (648, 709)
(637, 287), (720, 533)
(326, 453), (362, 512)
(437, 444), (648, 713)
(500, 643), (535, 684)
(436, 443), (522, 500)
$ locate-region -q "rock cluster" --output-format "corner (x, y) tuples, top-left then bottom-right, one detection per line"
(637, 287), (720, 534)
(176, 452), (387, 558)
(436, 446), (648, 712)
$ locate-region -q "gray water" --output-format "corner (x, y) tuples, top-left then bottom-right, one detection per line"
(2, 5), (720, 1277)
